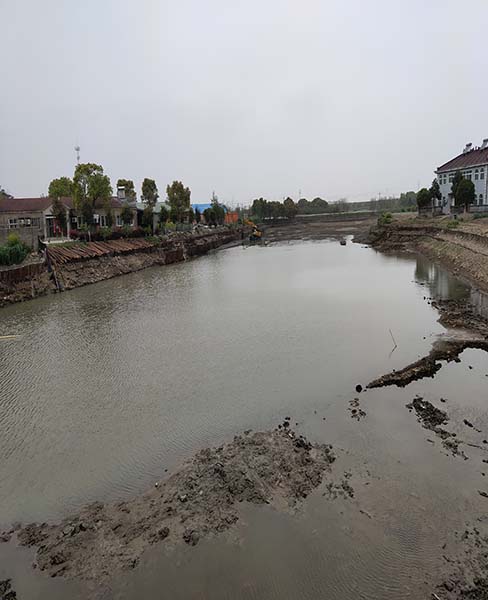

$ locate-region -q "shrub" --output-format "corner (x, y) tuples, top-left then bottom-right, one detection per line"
(6, 232), (21, 247)
(446, 220), (459, 229)
(378, 212), (393, 226)
(0, 242), (30, 265)
(474, 213), (488, 220)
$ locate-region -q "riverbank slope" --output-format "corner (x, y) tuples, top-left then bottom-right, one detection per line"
(367, 215), (488, 292)
(0, 228), (243, 308)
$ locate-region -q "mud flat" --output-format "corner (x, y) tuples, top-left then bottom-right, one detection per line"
(263, 213), (376, 243)
(7, 428), (334, 584)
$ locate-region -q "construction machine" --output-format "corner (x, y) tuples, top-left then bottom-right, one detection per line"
(244, 219), (263, 243)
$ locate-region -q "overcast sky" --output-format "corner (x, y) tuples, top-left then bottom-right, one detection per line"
(1, 0), (486, 205)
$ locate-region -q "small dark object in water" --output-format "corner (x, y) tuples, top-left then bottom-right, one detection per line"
(469, 365), (473, 370)
(440, 398), (447, 403)
(340, 240), (346, 246)
(464, 419), (474, 428)
(355, 384), (362, 393)
(478, 490), (488, 499)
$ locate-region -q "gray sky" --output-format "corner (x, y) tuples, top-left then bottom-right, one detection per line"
(1, 0), (486, 206)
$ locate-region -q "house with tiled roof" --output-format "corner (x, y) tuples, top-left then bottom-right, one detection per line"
(436, 140), (488, 214)
(0, 196), (136, 249)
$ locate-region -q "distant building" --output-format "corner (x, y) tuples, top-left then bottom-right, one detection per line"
(0, 196), (136, 249)
(135, 201), (171, 231)
(224, 211), (239, 224)
(436, 140), (488, 214)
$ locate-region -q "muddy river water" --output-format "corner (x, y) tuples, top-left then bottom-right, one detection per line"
(1, 239), (488, 599)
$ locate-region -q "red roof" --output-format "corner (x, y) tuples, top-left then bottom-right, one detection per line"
(437, 147), (488, 173)
(0, 196), (124, 213)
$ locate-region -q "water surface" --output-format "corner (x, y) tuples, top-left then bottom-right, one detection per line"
(1, 240), (486, 598)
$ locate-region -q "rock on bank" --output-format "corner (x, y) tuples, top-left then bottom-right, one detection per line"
(0, 228), (243, 307)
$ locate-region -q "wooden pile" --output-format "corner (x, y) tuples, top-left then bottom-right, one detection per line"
(46, 239), (157, 265)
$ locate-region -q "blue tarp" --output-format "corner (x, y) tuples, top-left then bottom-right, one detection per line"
(191, 203), (227, 213)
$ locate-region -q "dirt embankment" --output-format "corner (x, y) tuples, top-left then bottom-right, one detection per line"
(0, 228), (242, 308)
(7, 427), (334, 584)
(368, 218), (488, 293)
(264, 214), (376, 243)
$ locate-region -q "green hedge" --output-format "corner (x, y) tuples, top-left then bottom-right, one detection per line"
(0, 243), (30, 266)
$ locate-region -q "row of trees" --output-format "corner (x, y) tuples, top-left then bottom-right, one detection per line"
(417, 173), (475, 211)
(48, 166), (196, 230)
(250, 196), (351, 220)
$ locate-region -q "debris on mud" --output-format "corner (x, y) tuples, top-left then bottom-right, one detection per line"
(0, 579), (16, 600)
(368, 339), (488, 389)
(437, 527), (488, 599)
(406, 396), (467, 458)
(323, 471), (355, 499)
(348, 398), (366, 421)
(406, 396), (448, 429)
(16, 428), (335, 583)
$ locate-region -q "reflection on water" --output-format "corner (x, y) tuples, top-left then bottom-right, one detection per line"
(0, 241), (486, 599)
(414, 254), (488, 319)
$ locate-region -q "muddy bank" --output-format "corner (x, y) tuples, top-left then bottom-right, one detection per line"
(365, 253), (488, 391)
(368, 338), (488, 389)
(0, 579), (16, 600)
(0, 228), (242, 307)
(368, 220), (488, 294)
(438, 526), (488, 599)
(11, 427), (334, 584)
(264, 214), (376, 243)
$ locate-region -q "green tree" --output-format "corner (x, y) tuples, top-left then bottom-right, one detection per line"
(73, 163), (112, 227)
(166, 181), (191, 223)
(456, 179), (475, 212)
(283, 197), (297, 218)
(105, 203), (114, 228)
(142, 205), (154, 229)
(451, 171), (463, 202)
(51, 196), (67, 232)
(311, 197), (328, 212)
(416, 188), (431, 209)
(159, 205), (169, 224)
(429, 179), (441, 204)
(188, 206), (195, 223)
(120, 203), (134, 226)
(48, 176), (73, 199)
(195, 207), (201, 223)
(116, 179), (136, 201)
(203, 207), (216, 226)
(141, 178), (158, 207)
(211, 193), (225, 225)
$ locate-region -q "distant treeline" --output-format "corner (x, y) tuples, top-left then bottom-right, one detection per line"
(250, 192), (417, 219)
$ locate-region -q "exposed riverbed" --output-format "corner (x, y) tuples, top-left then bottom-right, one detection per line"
(1, 239), (488, 599)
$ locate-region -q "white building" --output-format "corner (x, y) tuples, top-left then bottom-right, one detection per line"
(436, 140), (488, 214)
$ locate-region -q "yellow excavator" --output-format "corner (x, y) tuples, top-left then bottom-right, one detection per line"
(244, 219), (263, 243)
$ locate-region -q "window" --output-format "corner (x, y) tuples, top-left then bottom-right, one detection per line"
(116, 215), (121, 226)
(480, 194), (484, 204)
(449, 173), (454, 183)
(481, 168), (485, 180)
(8, 218), (18, 229)
(100, 215), (106, 227)
(475, 169), (479, 180)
